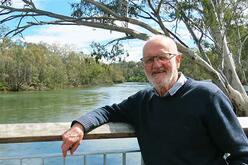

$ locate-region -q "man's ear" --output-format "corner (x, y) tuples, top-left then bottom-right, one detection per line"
(176, 55), (182, 69)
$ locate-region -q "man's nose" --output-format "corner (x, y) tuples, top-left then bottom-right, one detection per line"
(152, 57), (162, 67)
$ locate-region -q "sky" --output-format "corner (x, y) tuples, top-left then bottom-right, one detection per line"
(5, 0), (194, 62)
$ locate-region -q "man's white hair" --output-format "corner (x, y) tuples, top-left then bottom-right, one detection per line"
(144, 35), (180, 55)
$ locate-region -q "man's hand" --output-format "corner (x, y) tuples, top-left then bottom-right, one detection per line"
(61, 123), (84, 157)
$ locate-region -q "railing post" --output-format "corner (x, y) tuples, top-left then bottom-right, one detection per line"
(103, 154), (107, 165)
(63, 157), (66, 165)
(42, 157), (45, 165)
(122, 152), (126, 165)
(84, 155), (87, 165)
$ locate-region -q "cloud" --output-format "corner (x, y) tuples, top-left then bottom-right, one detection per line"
(26, 25), (120, 44)
(12, 0), (42, 8)
(11, 0), (24, 8)
(124, 40), (145, 62)
(23, 25), (144, 61)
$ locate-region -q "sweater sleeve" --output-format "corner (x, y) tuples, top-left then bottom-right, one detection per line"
(205, 90), (248, 164)
(72, 91), (140, 132)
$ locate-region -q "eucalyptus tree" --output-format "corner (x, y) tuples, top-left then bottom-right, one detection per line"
(0, 0), (247, 115)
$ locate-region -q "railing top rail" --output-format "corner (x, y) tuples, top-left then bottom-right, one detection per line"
(0, 122), (135, 143)
(1, 117), (248, 143)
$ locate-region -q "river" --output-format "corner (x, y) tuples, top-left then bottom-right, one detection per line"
(0, 82), (149, 165)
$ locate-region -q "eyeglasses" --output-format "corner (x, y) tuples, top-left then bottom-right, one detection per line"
(140, 53), (177, 65)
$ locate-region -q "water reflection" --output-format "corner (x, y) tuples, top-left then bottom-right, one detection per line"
(0, 82), (149, 124)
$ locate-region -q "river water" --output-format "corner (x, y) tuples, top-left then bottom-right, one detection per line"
(0, 82), (149, 165)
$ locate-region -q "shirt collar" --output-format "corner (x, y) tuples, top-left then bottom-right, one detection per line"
(167, 73), (187, 96)
(152, 73), (187, 96)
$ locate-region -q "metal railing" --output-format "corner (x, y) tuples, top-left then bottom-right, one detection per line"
(1, 117), (248, 165)
(0, 149), (144, 165)
(0, 122), (143, 165)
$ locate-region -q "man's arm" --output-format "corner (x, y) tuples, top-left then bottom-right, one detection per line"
(61, 91), (140, 157)
(206, 90), (248, 164)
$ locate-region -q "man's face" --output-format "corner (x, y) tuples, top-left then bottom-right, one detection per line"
(143, 40), (181, 89)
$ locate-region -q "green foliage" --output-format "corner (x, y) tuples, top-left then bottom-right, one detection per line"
(0, 38), (27, 91)
(0, 81), (6, 90)
(180, 56), (212, 80)
(1, 0), (248, 88)
(0, 36), (246, 91)
(0, 25), (8, 38)
(225, 25), (248, 84)
(90, 41), (128, 62)
(116, 61), (147, 82)
(0, 39), (146, 91)
(71, 0), (132, 18)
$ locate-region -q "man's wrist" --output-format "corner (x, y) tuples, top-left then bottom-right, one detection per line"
(72, 121), (84, 132)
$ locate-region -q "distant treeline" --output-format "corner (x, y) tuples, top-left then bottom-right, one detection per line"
(0, 39), (146, 91)
(0, 39), (214, 91)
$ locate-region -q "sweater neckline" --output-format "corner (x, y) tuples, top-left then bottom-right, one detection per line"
(151, 77), (193, 98)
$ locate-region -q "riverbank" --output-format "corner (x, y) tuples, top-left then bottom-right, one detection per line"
(0, 80), (147, 93)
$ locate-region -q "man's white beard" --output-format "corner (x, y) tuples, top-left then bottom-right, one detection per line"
(146, 71), (175, 90)
(151, 74), (173, 90)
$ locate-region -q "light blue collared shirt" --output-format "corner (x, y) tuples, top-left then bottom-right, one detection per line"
(167, 73), (187, 96)
(154, 73), (187, 96)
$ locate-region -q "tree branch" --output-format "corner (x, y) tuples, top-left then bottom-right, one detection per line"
(0, 4), (160, 37)
(84, 0), (162, 36)
(180, 11), (212, 65)
(129, 0), (158, 23)
(147, 0), (157, 15)
(23, 0), (36, 9)
(156, 0), (164, 15)
(105, 36), (136, 46)
(27, 20), (150, 41)
(177, 41), (228, 93)
(5, 24), (32, 37)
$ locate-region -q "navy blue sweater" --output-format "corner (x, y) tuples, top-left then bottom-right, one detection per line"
(75, 78), (248, 165)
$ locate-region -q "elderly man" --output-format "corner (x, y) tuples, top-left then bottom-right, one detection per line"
(61, 35), (248, 165)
